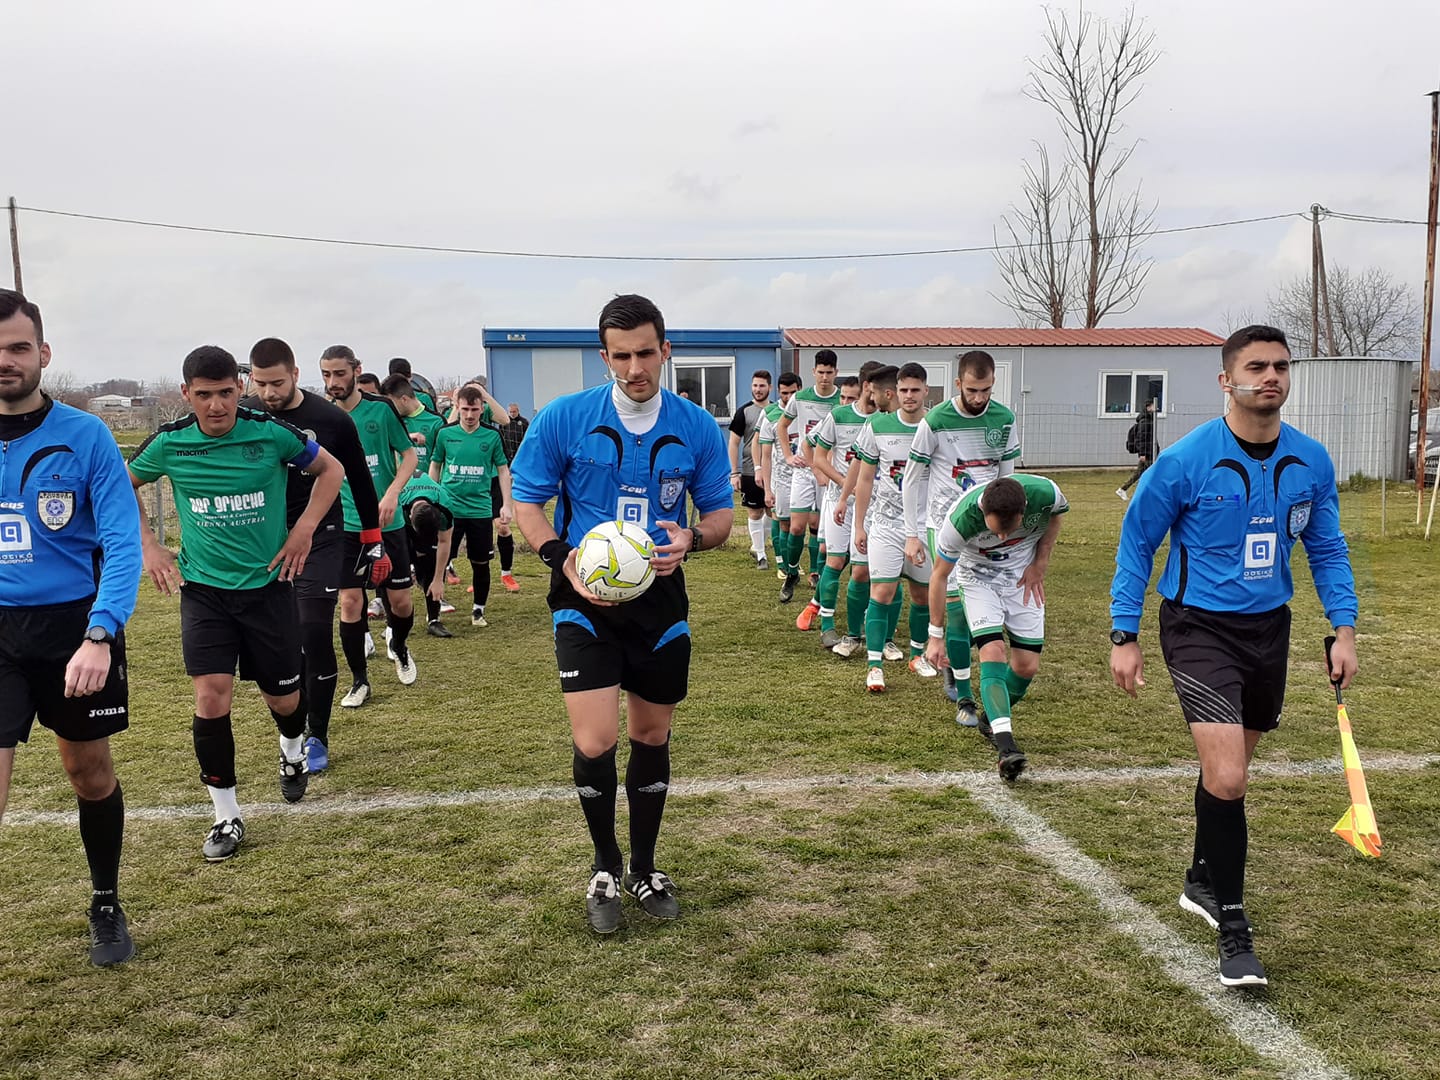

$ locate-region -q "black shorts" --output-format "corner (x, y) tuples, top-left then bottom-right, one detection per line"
(0, 599), (129, 748)
(341, 529), (413, 590)
(1158, 599), (1290, 733)
(550, 568), (691, 705)
(739, 474), (765, 510)
(454, 517), (494, 563)
(293, 522), (344, 605)
(180, 581), (304, 697)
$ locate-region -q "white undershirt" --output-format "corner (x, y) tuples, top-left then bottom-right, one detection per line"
(612, 381), (662, 435)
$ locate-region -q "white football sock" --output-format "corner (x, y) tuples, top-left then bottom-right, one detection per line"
(207, 785), (242, 824)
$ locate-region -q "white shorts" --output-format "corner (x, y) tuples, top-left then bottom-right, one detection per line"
(958, 574), (1045, 646)
(789, 468), (819, 513)
(821, 491), (853, 555)
(770, 461), (794, 517)
(864, 518), (930, 584)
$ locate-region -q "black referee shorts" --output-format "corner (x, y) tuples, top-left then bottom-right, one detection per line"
(341, 528), (413, 591)
(739, 474), (765, 510)
(549, 569), (691, 706)
(1158, 599), (1290, 733)
(0, 599), (129, 748)
(180, 580), (303, 697)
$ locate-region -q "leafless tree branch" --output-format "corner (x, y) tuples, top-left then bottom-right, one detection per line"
(1267, 265), (1422, 358)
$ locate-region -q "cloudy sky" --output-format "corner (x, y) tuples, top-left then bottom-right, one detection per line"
(9, 0), (1440, 387)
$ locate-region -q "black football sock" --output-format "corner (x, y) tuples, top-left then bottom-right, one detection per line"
(573, 743), (623, 872)
(78, 781), (124, 912)
(270, 695), (308, 740)
(497, 533), (515, 573)
(388, 610), (415, 658)
(338, 618), (368, 684)
(300, 620), (338, 746)
(193, 713), (237, 790)
(1196, 780), (1248, 928)
(425, 594), (441, 622)
(625, 736), (671, 877)
(470, 561), (492, 611)
(1191, 773), (1207, 878)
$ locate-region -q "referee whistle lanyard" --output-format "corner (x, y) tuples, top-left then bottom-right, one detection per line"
(1324, 636), (1381, 858)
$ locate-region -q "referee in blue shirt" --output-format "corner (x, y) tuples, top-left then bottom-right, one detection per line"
(0, 290), (142, 966)
(1109, 324), (1358, 988)
(512, 294), (733, 934)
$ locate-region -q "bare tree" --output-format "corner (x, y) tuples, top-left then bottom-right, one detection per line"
(152, 390), (190, 425)
(997, 5), (1159, 328)
(1267, 265), (1421, 358)
(42, 367), (88, 408)
(993, 145), (1083, 327)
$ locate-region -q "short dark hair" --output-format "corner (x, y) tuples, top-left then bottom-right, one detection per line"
(388, 357), (413, 377)
(751, 368), (772, 383)
(0, 289), (43, 343)
(357, 373), (381, 391)
(958, 350), (995, 380)
(408, 499), (444, 547)
(897, 362), (928, 383)
(778, 371), (802, 390)
(249, 337), (296, 370)
(981, 477), (1026, 522)
(183, 345), (239, 385)
(321, 344), (358, 365)
(857, 360), (883, 383)
(868, 365), (900, 394)
(599, 294), (665, 349)
(838, 375), (860, 391)
(456, 384), (484, 405)
(813, 349), (838, 369)
(379, 374), (415, 399)
(1222, 325), (1289, 370)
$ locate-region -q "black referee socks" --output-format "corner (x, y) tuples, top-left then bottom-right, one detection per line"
(77, 781), (124, 912)
(626, 737), (671, 877)
(1195, 780), (1248, 928)
(573, 744), (623, 872)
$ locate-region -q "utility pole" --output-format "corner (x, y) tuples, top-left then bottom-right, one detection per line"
(7, 197), (21, 293)
(1418, 92), (1438, 511)
(1314, 211), (1338, 356)
(1310, 204), (1321, 357)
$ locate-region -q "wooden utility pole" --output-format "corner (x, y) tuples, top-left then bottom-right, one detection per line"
(7, 197), (21, 293)
(1314, 212), (1338, 356)
(1418, 92), (1438, 510)
(1311, 204), (1322, 356)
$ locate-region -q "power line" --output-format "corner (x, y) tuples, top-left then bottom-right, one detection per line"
(16, 203), (1309, 264)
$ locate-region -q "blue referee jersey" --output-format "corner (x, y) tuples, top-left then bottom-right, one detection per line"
(1110, 417), (1357, 634)
(0, 401), (142, 634)
(510, 385), (732, 548)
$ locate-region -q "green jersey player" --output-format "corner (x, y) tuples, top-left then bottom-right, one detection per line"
(925, 474), (1067, 781)
(902, 350), (1020, 724)
(129, 346), (344, 860)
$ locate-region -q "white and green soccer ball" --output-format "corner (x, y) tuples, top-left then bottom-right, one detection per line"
(577, 520), (656, 602)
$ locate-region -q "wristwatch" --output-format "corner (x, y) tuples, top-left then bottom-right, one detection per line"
(85, 626), (116, 646)
(1109, 629), (1138, 646)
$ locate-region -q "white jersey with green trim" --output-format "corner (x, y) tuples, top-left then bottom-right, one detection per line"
(904, 397), (1020, 537)
(780, 385), (841, 450)
(811, 403), (873, 500)
(853, 410), (923, 524)
(756, 402), (794, 485)
(934, 473), (1068, 585)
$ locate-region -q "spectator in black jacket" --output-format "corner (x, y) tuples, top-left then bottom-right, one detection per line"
(1117, 398), (1158, 501)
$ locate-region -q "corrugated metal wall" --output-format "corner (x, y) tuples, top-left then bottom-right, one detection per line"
(1285, 358), (1414, 480)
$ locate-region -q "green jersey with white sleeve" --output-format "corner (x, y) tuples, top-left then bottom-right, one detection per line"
(934, 474), (1068, 584)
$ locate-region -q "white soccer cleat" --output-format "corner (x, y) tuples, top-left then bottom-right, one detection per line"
(908, 655), (939, 678)
(367, 596), (385, 619)
(1116, 487), (1129, 501)
(384, 626), (397, 661)
(341, 681), (371, 708)
(831, 635), (864, 659)
(364, 632), (375, 659)
(395, 650), (417, 686)
(866, 667), (886, 693)
(882, 641), (904, 663)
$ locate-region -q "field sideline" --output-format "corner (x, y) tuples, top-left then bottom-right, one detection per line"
(3, 470), (1438, 1080)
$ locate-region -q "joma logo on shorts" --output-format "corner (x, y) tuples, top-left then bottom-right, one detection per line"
(88, 707), (126, 718)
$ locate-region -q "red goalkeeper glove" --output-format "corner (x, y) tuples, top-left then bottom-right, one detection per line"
(357, 528), (392, 587)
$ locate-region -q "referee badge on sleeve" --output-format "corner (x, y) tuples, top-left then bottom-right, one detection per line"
(38, 491), (76, 531)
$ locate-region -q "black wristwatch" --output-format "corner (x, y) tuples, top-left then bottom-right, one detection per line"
(85, 626), (116, 646)
(1109, 629), (1138, 646)
(688, 526), (703, 554)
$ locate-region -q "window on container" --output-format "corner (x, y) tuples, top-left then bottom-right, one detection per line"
(1099, 371), (1167, 417)
(671, 358), (735, 419)
(924, 363), (951, 408)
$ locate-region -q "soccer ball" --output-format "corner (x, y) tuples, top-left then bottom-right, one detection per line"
(576, 520), (657, 602)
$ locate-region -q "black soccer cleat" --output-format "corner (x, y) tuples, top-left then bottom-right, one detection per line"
(426, 620), (454, 639)
(993, 732), (1027, 782)
(586, 868), (625, 935)
(279, 753), (309, 803)
(1179, 868), (1221, 930)
(779, 573), (799, 604)
(624, 867), (680, 921)
(1218, 923), (1268, 987)
(88, 904), (135, 967)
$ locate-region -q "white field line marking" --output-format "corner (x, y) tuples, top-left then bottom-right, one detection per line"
(4, 752), (1435, 829)
(960, 775), (1353, 1080)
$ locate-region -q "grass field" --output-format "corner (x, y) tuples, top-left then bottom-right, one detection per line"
(3, 470), (1439, 1080)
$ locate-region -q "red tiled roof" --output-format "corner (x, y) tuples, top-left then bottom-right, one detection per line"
(783, 327), (1224, 348)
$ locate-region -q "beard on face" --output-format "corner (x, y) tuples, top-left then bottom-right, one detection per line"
(0, 367), (42, 403)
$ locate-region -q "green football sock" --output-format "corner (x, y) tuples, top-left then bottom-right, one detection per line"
(817, 564), (843, 631)
(846, 579), (870, 638)
(908, 602), (930, 656)
(980, 660), (1013, 733)
(945, 600), (972, 679)
(1004, 667), (1033, 706)
(790, 530), (806, 575)
(865, 594), (890, 666)
(771, 519), (783, 559)
(886, 596), (902, 640)
(808, 532), (820, 575)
